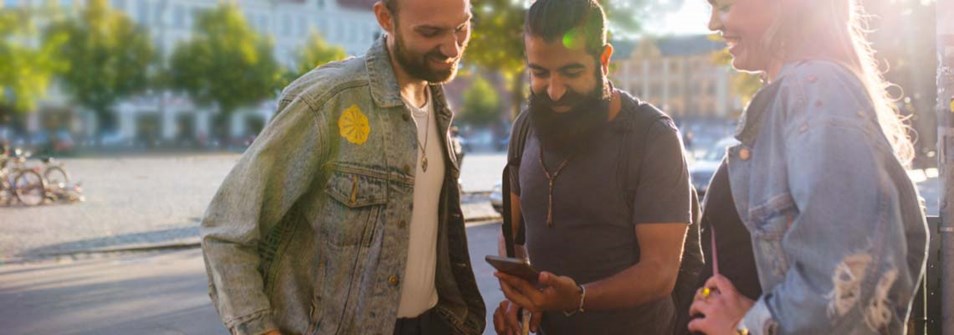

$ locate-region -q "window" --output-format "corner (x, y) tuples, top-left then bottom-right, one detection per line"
(60, 0), (73, 8)
(173, 5), (185, 28)
(259, 15), (269, 32)
(282, 14), (292, 35)
(137, 2), (150, 23)
(318, 20), (328, 36)
(154, 4), (164, 26)
(4, 0), (19, 8)
(111, 0), (126, 11)
(186, 7), (196, 29)
(669, 83), (680, 96)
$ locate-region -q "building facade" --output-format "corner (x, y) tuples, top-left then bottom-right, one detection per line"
(4, 0), (380, 148)
(611, 34), (740, 121)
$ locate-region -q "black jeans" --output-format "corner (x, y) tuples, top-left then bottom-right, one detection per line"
(393, 308), (452, 335)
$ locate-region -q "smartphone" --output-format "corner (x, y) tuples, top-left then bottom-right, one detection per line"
(485, 255), (540, 283)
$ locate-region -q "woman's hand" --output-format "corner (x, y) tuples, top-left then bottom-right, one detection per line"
(687, 275), (755, 335)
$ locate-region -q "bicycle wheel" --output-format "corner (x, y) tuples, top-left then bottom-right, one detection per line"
(44, 166), (70, 187)
(14, 170), (46, 206)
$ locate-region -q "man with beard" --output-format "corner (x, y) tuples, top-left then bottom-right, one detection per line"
(491, 0), (692, 334)
(200, 0), (485, 334)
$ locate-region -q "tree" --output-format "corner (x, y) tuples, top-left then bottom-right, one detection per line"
(286, 30), (346, 83)
(459, 75), (501, 127)
(467, 0), (664, 119)
(168, 2), (282, 143)
(0, 4), (66, 122)
(467, 0), (526, 119)
(45, 0), (155, 136)
(710, 45), (761, 108)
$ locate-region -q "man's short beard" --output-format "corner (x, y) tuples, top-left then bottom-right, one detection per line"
(392, 30), (458, 83)
(528, 70), (612, 154)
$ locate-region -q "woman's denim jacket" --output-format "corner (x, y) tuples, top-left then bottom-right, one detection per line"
(200, 36), (485, 335)
(725, 60), (928, 334)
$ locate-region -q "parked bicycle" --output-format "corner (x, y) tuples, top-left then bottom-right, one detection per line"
(40, 157), (71, 188)
(0, 148), (47, 206)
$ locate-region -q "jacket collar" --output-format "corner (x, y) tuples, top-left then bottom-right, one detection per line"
(733, 63), (798, 146)
(365, 34), (406, 108)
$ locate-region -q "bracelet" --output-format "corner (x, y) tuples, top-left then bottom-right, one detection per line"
(563, 284), (586, 317)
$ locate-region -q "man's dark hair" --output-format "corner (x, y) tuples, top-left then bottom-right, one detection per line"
(525, 0), (607, 56)
(382, 0), (398, 14)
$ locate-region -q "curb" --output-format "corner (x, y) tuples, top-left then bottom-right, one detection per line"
(4, 197), (502, 264)
(464, 214), (501, 224)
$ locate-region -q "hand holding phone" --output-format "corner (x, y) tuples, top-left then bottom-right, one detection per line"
(485, 255), (540, 284)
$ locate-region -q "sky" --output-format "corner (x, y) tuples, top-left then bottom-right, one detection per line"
(651, 0), (712, 36)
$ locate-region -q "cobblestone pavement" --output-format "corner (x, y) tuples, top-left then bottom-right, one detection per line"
(0, 154), (238, 261)
(0, 153), (505, 262)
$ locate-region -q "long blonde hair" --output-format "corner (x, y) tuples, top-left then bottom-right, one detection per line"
(762, 0), (914, 164)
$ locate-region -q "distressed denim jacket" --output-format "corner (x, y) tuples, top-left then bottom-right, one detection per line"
(201, 36), (485, 335)
(725, 61), (928, 334)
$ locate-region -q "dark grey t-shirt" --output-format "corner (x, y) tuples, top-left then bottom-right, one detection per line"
(508, 94), (691, 334)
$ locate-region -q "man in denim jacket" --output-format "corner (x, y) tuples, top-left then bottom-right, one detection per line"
(200, 0), (485, 334)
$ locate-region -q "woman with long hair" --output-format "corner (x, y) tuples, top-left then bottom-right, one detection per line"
(686, 0), (929, 333)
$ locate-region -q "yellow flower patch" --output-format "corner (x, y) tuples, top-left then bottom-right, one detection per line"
(338, 105), (370, 145)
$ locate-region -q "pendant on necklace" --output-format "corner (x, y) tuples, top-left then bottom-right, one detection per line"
(422, 157), (428, 172)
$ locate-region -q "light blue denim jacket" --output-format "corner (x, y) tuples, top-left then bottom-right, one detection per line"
(201, 36), (485, 335)
(725, 61), (928, 334)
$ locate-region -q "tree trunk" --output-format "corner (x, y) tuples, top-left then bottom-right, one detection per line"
(94, 108), (117, 147)
(213, 109), (231, 149)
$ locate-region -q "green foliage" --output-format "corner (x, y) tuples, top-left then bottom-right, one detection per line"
(460, 75), (501, 126)
(288, 30), (346, 81)
(710, 44), (761, 109)
(0, 5), (66, 117)
(45, 0), (155, 132)
(168, 2), (282, 139)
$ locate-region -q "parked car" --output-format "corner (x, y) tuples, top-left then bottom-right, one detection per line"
(689, 137), (739, 198)
(490, 182), (503, 214)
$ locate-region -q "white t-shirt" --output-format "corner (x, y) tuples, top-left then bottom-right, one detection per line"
(396, 90), (444, 318)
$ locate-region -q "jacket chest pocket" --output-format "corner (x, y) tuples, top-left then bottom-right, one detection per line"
(748, 196), (797, 279)
(320, 169), (388, 247)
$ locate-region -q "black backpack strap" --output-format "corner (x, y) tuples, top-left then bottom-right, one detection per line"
(501, 166), (515, 257)
(501, 110), (532, 257)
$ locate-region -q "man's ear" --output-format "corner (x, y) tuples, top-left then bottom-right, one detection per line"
(599, 43), (614, 76)
(373, 2), (394, 34)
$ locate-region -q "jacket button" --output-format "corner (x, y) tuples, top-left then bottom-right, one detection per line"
(739, 148), (751, 161)
(402, 113), (410, 122)
(388, 275), (400, 286)
(403, 164), (411, 174)
(398, 220), (407, 229)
